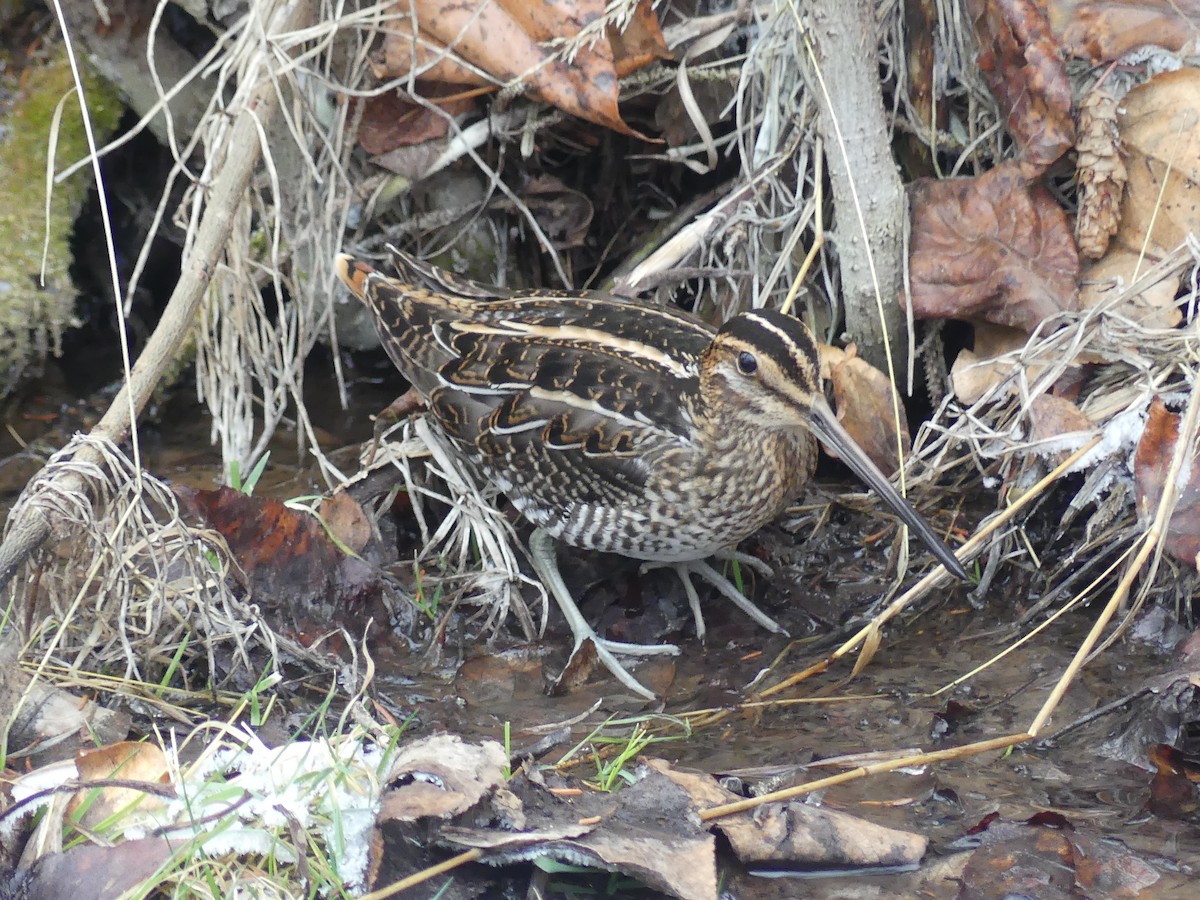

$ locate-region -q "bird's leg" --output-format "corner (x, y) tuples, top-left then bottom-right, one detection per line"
(528, 528), (679, 701)
(671, 565), (706, 641)
(643, 553), (789, 638)
(689, 560), (789, 636)
(712, 548), (774, 578)
(367, 387), (425, 464)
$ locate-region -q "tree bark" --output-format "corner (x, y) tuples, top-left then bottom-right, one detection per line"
(800, 0), (908, 381)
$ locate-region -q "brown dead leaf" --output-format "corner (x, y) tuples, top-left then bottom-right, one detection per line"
(499, 0), (593, 42)
(380, 734), (507, 822)
(1075, 88), (1126, 260)
(355, 88), (475, 155)
(904, 0), (941, 138)
(646, 759), (926, 868)
(318, 490), (372, 554)
(968, 0), (1075, 173)
(1116, 67), (1200, 257)
(16, 838), (175, 900)
(1147, 744), (1200, 818)
(456, 648), (547, 706)
(496, 175), (594, 250)
(0, 633), (131, 769)
(960, 827), (1078, 897)
(375, 0), (658, 138)
(69, 742), (171, 828)
(954, 813), (1161, 898)
(174, 486), (385, 638)
(820, 344), (910, 476)
(442, 766), (717, 900)
(1047, 0), (1200, 63)
(1028, 394), (1093, 462)
(608, 0), (673, 76)
(549, 637), (675, 699)
(907, 162), (1080, 329)
(950, 323), (1073, 405)
(1079, 249), (1182, 328)
(1133, 399), (1200, 569)
(372, 14), (489, 86)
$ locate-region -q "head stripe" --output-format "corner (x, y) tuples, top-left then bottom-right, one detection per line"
(718, 311), (818, 391)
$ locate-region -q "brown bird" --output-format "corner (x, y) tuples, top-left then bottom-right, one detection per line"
(336, 248), (966, 698)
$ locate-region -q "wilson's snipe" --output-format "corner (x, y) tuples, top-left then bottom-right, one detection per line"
(336, 248), (966, 699)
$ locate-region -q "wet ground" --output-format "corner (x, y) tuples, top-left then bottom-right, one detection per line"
(363, 561), (1199, 895)
(3, 359), (1198, 897)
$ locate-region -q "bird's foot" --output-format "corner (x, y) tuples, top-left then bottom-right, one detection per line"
(531, 528), (678, 701)
(558, 633), (680, 701)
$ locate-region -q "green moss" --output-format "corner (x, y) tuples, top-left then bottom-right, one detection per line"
(0, 49), (123, 393)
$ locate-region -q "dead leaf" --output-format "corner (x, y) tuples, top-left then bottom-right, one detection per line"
(549, 636), (675, 699)
(906, 162), (1079, 329)
(1147, 744), (1200, 818)
(1075, 88), (1126, 260)
(646, 759), (927, 869)
(1046, 0), (1200, 63)
(380, 734), (507, 822)
(495, 175), (595, 250)
(318, 490), (372, 554)
(608, 0), (673, 76)
(952, 813), (1161, 897)
(904, 0), (941, 137)
(15, 838), (175, 900)
(960, 827), (1078, 897)
(372, 14), (489, 86)
(1028, 394), (1094, 463)
(950, 323), (1054, 405)
(374, 0), (659, 138)
(968, 0), (1075, 173)
(442, 767), (717, 900)
(1116, 67), (1200, 257)
(1133, 399), (1200, 569)
(1078, 249), (1182, 328)
(174, 486), (386, 639)
(355, 88), (475, 155)
(0, 633), (131, 769)
(69, 743), (171, 829)
(820, 344), (910, 476)
(456, 648), (547, 707)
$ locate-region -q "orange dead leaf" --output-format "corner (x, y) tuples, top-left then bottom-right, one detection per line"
(373, 14), (489, 86)
(906, 162), (1080, 329)
(820, 344), (910, 476)
(609, 0), (672, 76)
(968, 0), (1075, 174)
(1046, 0), (1200, 63)
(374, 0), (661, 138)
(1133, 399), (1200, 569)
(69, 742), (171, 828)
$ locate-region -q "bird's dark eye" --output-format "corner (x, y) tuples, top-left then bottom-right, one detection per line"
(736, 351), (758, 374)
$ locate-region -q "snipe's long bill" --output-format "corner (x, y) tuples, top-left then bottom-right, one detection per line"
(803, 396), (967, 581)
(336, 248), (966, 700)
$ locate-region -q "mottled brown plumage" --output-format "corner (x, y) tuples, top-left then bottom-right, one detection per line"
(336, 248), (964, 699)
